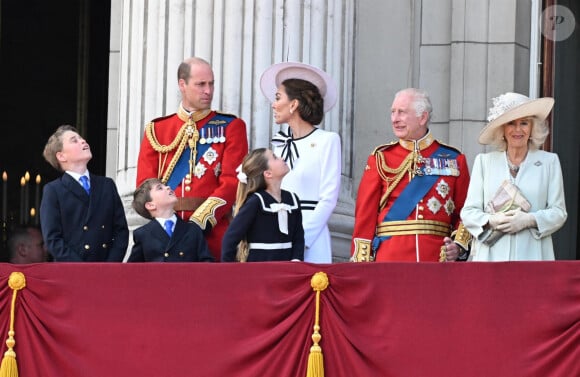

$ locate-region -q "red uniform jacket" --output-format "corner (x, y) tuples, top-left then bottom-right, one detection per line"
(351, 132), (470, 262)
(136, 106), (248, 260)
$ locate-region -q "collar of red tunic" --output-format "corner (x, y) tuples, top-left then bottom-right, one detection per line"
(399, 131), (434, 151)
(177, 103), (212, 122)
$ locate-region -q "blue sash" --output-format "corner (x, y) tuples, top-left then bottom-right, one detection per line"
(167, 114), (234, 189)
(372, 145), (459, 252)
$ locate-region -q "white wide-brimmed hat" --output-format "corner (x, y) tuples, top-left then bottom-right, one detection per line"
(479, 92), (554, 144)
(260, 61), (337, 113)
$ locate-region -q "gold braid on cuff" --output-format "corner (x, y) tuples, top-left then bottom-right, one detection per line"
(352, 238), (374, 262)
(189, 197), (226, 230)
(451, 222), (472, 251)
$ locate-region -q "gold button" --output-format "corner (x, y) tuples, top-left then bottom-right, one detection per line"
(164, 253), (169, 257)
(418, 214), (424, 219)
(101, 225), (105, 229)
(83, 226), (88, 231)
(184, 179), (191, 184)
(179, 252), (184, 256)
(185, 186), (191, 192)
(185, 174), (191, 179)
(102, 244), (107, 249)
(84, 244), (90, 250)
(418, 206), (424, 211)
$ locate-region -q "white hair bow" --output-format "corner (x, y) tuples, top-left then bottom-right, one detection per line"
(236, 164), (247, 184)
(270, 203), (292, 234)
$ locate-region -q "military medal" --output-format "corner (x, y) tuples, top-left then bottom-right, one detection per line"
(212, 126), (220, 143)
(199, 128), (206, 144)
(219, 126), (226, 143)
(206, 127), (213, 144)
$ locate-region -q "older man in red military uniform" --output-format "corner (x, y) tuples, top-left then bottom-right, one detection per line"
(351, 88), (471, 262)
(136, 57), (248, 261)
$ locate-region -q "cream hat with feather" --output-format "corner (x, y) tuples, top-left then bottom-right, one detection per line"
(479, 92), (554, 144)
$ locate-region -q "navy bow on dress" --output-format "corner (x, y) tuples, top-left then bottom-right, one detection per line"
(271, 130), (300, 169)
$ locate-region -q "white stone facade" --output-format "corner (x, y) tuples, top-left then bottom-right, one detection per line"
(107, 0), (541, 262)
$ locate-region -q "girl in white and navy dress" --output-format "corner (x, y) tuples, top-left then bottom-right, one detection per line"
(221, 148), (304, 262)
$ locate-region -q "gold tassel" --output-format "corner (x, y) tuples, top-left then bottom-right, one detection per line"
(306, 272), (329, 377)
(0, 272), (26, 377)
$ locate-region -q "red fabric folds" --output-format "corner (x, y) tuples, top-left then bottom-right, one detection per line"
(0, 261), (578, 377)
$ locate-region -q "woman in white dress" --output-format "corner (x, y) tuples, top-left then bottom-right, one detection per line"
(260, 62), (341, 263)
(460, 92), (567, 261)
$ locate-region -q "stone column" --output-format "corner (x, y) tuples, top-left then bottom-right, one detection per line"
(108, 0), (356, 261)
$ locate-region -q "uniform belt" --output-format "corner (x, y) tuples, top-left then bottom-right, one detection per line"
(174, 197), (207, 212)
(376, 220), (451, 237)
(249, 242), (292, 250)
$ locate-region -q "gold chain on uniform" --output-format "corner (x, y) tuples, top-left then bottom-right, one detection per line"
(145, 109), (211, 184)
(376, 149), (423, 211)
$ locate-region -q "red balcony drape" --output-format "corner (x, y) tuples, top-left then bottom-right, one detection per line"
(0, 261), (578, 377)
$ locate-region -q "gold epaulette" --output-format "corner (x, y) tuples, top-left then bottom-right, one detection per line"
(436, 140), (463, 154)
(371, 141), (398, 155)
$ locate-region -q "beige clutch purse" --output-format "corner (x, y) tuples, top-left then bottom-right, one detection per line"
(480, 180), (531, 246)
(485, 180), (531, 214)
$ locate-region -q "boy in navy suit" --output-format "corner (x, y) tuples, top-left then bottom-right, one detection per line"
(129, 178), (214, 262)
(40, 125), (129, 261)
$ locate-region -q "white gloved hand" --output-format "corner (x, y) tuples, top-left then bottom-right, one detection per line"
(488, 212), (510, 230)
(495, 208), (536, 234)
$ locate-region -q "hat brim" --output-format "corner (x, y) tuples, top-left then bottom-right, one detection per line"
(260, 62), (337, 113)
(479, 97), (554, 144)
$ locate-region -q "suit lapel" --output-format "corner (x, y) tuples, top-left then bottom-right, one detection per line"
(151, 219), (172, 246)
(62, 173), (90, 204)
(170, 218), (187, 246)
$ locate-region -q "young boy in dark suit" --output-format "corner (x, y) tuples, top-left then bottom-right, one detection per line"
(40, 125), (129, 261)
(129, 178), (214, 262)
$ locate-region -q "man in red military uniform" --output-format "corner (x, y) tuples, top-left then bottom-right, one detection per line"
(351, 88), (471, 262)
(136, 57), (248, 261)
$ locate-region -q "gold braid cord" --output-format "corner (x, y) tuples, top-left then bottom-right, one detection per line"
(145, 109), (210, 184)
(306, 272), (329, 377)
(0, 272), (26, 377)
(376, 150), (416, 211)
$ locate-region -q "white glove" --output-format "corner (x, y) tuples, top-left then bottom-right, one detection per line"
(488, 212), (509, 230)
(495, 209), (536, 234)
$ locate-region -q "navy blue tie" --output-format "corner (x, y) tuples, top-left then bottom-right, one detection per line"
(79, 176), (90, 195)
(164, 219), (174, 237)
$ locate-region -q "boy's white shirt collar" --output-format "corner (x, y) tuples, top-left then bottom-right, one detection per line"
(155, 214), (177, 230)
(66, 170), (90, 184)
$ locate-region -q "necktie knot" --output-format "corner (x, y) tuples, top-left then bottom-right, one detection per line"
(164, 219), (174, 237)
(79, 176), (90, 194)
